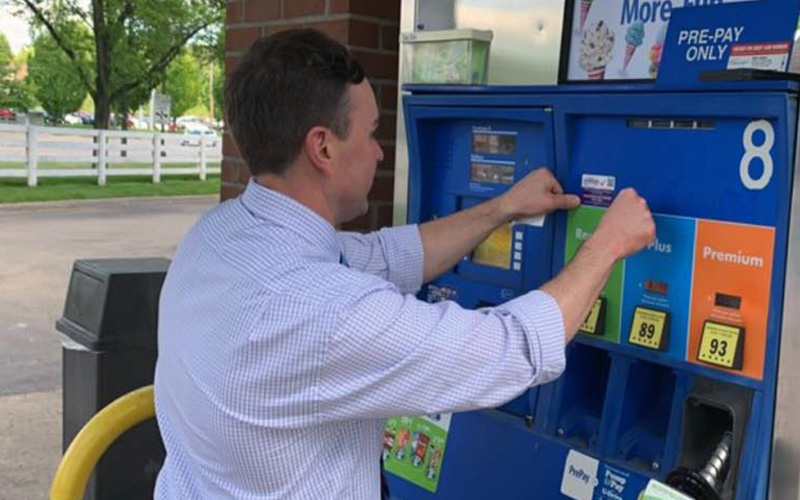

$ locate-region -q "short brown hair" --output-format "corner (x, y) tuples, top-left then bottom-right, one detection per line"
(225, 29), (366, 176)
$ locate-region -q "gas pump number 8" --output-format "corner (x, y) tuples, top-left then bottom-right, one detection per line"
(740, 120), (774, 190)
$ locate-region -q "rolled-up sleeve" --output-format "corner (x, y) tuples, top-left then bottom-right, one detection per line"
(316, 280), (566, 422)
(337, 225), (424, 294)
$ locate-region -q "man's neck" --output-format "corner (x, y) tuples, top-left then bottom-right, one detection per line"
(255, 173), (337, 226)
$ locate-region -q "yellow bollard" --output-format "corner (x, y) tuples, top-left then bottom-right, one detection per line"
(50, 385), (156, 500)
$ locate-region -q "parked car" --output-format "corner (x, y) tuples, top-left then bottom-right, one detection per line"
(64, 113), (83, 125)
(176, 115), (203, 127)
(0, 108), (17, 121)
(180, 126), (219, 147)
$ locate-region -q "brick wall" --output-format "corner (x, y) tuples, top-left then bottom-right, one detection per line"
(223, 0), (401, 231)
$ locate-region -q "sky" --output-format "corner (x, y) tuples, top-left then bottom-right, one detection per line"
(0, 6), (31, 54)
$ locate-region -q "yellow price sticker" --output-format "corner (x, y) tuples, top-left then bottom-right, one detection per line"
(628, 307), (669, 351)
(697, 322), (744, 370)
(580, 298), (606, 336)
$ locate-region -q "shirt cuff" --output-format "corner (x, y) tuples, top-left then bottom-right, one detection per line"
(496, 290), (566, 385)
(378, 224), (424, 294)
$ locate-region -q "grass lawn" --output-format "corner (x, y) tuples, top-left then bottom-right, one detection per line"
(0, 174), (220, 204)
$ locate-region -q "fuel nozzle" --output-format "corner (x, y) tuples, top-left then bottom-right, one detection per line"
(665, 432), (733, 500)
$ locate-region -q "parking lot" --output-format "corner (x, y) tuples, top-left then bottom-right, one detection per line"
(0, 195), (217, 499)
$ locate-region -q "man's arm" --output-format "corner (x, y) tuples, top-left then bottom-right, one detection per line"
(419, 168), (579, 283)
(315, 190), (654, 421)
(542, 188), (656, 341)
(337, 226), (424, 294)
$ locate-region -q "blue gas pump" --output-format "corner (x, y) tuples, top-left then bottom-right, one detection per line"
(386, 2), (800, 499)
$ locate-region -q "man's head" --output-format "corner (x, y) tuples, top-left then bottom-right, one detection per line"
(225, 29), (384, 223)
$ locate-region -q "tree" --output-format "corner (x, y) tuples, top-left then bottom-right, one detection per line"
(195, 30), (224, 122)
(164, 50), (201, 119)
(198, 57), (223, 122)
(27, 33), (86, 120)
(0, 32), (35, 111)
(15, 0), (224, 128)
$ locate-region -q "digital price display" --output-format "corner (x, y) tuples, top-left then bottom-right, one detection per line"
(580, 297), (607, 336)
(698, 321), (745, 370)
(628, 307), (670, 351)
(714, 293), (742, 310)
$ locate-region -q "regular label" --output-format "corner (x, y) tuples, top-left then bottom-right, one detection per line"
(698, 322), (744, 369)
(628, 307), (669, 351)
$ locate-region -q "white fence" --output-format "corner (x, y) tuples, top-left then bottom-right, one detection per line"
(0, 123), (222, 186)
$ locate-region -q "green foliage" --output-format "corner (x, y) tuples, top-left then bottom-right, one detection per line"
(165, 51), (202, 118)
(14, 0), (224, 127)
(0, 32), (36, 111)
(28, 32), (87, 119)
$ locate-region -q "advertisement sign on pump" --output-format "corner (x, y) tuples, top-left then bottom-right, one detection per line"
(561, 0), (760, 82)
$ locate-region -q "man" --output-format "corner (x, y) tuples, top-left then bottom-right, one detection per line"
(154, 29), (655, 499)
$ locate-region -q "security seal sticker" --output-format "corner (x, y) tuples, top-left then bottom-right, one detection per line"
(628, 307), (670, 351)
(697, 321), (745, 370)
(581, 174), (616, 208)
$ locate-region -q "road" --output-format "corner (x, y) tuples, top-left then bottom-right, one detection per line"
(0, 195), (217, 500)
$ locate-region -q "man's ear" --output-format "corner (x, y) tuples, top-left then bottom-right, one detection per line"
(304, 125), (337, 176)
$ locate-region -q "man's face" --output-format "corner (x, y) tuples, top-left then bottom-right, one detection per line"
(332, 79), (384, 223)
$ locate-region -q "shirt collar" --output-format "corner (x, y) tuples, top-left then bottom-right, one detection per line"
(240, 180), (340, 261)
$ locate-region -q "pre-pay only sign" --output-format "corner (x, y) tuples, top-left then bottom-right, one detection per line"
(563, 0), (760, 81)
(676, 26), (744, 61)
(657, 0), (800, 85)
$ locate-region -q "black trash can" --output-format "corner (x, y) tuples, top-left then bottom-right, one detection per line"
(57, 258), (170, 500)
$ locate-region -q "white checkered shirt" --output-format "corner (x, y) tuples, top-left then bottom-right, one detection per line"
(154, 180), (566, 499)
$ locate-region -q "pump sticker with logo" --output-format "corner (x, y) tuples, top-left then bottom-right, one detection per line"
(383, 414), (452, 493)
(561, 450), (599, 500)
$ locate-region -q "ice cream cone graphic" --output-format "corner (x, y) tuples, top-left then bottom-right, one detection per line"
(587, 66), (606, 80)
(580, 0), (593, 30)
(624, 45), (636, 70)
(580, 21), (614, 81)
(649, 25), (668, 78)
(623, 21), (645, 72)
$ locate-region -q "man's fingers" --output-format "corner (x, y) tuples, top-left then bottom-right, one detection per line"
(550, 178), (565, 195)
(552, 194), (581, 210)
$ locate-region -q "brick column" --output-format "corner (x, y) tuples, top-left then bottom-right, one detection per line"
(223, 0), (401, 232)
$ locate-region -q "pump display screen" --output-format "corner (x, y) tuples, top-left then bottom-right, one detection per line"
(471, 162), (515, 185)
(472, 224), (513, 270)
(472, 132), (517, 155)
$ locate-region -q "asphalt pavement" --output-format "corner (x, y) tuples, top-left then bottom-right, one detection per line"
(0, 195), (217, 500)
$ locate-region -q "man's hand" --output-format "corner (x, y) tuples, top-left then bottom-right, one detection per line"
(587, 188), (656, 262)
(498, 168), (581, 221)
(541, 188), (655, 341)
